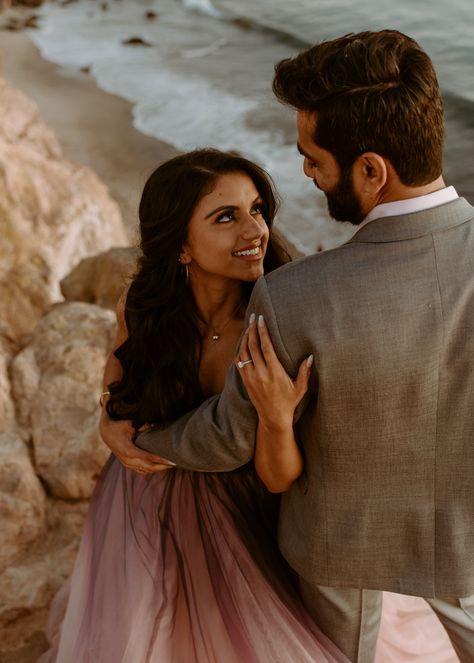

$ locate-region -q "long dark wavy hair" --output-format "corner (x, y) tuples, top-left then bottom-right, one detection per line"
(106, 149), (291, 429)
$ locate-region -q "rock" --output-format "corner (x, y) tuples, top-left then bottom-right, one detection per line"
(232, 17), (253, 29)
(4, 20), (20, 30)
(0, 78), (128, 345)
(0, 219), (51, 346)
(0, 498), (88, 653)
(11, 1), (44, 6)
(60, 246), (139, 310)
(0, 75), (129, 659)
(11, 302), (116, 499)
(24, 13), (39, 28)
(0, 631), (49, 663)
(0, 432), (46, 573)
(0, 78), (61, 158)
(122, 36), (153, 47)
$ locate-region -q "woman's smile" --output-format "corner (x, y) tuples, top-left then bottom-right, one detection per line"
(232, 243), (263, 259)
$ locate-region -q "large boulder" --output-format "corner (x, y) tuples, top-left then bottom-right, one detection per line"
(60, 246), (140, 310)
(0, 432), (46, 573)
(0, 78), (128, 345)
(0, 76), (61, 158)
(11, 302), (116, 499)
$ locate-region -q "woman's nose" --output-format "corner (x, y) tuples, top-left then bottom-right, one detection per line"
(241, 213), (265, 239)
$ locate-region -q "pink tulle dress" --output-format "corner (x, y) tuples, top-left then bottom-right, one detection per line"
(39, 457), (348, 662)
(39, 456), (458, 662)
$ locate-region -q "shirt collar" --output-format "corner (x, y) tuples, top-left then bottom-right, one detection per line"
(359, 186), (459, 230)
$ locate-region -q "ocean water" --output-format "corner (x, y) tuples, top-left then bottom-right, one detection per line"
(25, 0), (474, 254)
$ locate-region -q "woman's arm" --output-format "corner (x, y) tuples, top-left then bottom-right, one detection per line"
(99, 289), (174, 473)
(237, 314), (313, 493)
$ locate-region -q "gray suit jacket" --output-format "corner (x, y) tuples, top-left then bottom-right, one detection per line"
(137, 197), (474, 597)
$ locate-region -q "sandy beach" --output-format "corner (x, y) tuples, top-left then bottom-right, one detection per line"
(0, 29), (179, 240)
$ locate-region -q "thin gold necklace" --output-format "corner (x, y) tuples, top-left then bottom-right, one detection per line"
(207, 303), (242, 341)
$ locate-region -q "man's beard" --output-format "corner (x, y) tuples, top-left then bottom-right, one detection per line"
(321, 164), (365, 226)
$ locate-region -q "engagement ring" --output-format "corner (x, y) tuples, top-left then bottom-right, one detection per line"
(237, 359), (253, 368)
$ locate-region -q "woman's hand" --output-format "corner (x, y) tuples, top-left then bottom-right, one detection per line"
(236, 313), (313, 430)
(99, 406), (175, 474)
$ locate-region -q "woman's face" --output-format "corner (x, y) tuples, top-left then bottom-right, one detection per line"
(181, 172), (270, 284)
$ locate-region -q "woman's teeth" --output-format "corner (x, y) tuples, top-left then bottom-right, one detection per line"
(233, 247), (260, 257)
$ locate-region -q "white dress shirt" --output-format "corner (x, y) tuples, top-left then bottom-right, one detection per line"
(358, 186), (459, 230)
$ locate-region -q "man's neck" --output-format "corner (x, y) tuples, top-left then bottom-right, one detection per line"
(376, 175), (446, 206)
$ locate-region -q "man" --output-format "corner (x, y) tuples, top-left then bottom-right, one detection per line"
(102, 31), (474, 661)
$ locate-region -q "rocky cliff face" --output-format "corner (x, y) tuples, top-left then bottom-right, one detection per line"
(0, 78), (127, 345)
(0, 77), (133, 658)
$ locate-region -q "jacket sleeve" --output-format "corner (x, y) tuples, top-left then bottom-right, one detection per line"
(134, 275), (294, 471)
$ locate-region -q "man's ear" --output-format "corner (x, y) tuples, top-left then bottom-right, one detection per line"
(354, 152), (388, 196)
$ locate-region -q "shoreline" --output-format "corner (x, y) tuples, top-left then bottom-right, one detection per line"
(0, 30), (179, 240)
(1, 23), (308, 257)
(0, 29), (302, 256)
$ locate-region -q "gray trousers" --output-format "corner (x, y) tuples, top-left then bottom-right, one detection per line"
(299, 578), (474, 663)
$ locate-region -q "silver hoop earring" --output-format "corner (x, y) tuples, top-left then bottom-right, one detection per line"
(179, 258), (189, 285)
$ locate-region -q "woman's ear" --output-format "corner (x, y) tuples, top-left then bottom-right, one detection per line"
(178, 248), (192, 265)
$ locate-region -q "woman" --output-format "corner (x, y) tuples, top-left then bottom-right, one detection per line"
(40, 148), (347, 662)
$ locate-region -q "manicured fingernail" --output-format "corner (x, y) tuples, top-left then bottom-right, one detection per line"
(249, 313), (255, 324)
(258, 315), (265, 328)
(306, 354), (314, 367)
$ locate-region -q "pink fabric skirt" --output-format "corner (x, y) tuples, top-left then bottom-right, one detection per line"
(376, 592), (458, 662)
(39, 457), (347, 662)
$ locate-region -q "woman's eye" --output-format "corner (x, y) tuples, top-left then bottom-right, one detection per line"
(216, 211), (234, 223)
(251, 203), (264, 216)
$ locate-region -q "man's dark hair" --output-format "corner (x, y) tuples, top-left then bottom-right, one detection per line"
(273, 30), (444, 185)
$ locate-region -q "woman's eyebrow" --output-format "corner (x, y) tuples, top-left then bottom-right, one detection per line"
(205, 205), (237, 219)
(205, 195), (262, 219)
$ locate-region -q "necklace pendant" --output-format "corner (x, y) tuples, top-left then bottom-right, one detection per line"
(212, 334), (220, 341)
